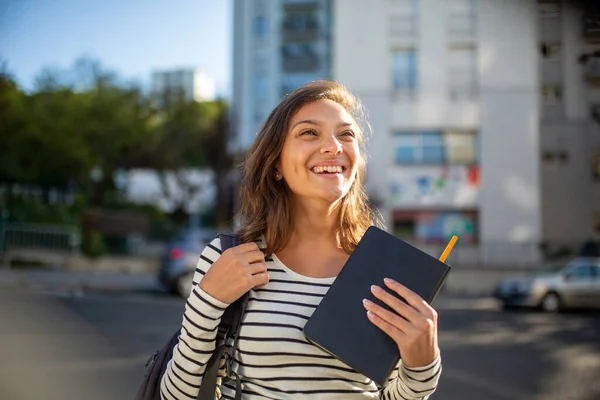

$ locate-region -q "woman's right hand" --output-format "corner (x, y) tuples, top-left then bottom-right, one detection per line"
(198, 242), (269, 304)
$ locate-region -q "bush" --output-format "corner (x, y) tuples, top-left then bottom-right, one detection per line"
(82, 230), (107, 259)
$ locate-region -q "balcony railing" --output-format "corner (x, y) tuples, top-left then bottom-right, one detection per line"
(282, 55), (320, 72)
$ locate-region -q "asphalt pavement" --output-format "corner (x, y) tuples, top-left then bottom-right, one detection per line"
(1, 286), (599, 400)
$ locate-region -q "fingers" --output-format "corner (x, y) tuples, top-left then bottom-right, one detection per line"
(370, 285), (421, 322)
(229, 242), (262, 254)
(238, 249), (266, 264)
(383, 278), (438, 319)
(249, 272), (270, 288)
(246, 261), (268, 275)
(363, 298), (411, 332)
(365, 309), (404, 343)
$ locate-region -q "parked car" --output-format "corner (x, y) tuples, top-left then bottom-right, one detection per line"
(493, 258), (600, 312)
(158, 228), (223, 297)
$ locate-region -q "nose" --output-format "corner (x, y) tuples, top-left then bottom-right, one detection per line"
(320, 134), (343, 155)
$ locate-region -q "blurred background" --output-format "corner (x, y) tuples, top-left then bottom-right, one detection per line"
(0, 0), (599, 399)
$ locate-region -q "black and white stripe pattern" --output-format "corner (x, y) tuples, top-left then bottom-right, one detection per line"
(161, 238), (441, 399)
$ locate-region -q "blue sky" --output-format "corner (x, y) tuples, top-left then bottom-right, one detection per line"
(0, 0), (232, 96)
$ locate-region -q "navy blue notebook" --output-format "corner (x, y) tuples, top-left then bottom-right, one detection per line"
(303, 226), (451, 386)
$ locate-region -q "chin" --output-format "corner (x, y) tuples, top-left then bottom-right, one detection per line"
(316, 188), (348, 204)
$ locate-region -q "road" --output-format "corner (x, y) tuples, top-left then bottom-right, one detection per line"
(0, 289), (598, 400)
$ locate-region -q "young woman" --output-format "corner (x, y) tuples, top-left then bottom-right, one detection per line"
(160, 81), (442, 399)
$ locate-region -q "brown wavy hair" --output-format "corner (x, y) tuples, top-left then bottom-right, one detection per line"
(236, 80), (384, 255)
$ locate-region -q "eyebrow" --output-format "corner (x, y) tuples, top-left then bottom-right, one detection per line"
(291, 119), (354, 130)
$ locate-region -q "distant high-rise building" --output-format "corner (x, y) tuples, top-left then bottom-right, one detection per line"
(152, 69), (215, 107)
(231, 0), (333, 151)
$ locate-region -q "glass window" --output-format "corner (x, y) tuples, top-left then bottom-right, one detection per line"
(421, 132), (445, 163)
(394, 133), (419, 163)
(394, 130), (478, 165)
(445, 130), (477, 164)
(254, 16), (268, 37)
(565, 265), (593, 280)
(392, 50), (417, 90)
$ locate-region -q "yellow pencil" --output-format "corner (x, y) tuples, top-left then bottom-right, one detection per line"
(439, 235), (458, 263)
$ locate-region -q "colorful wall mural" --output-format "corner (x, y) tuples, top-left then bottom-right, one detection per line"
(388, 165), (480, 208)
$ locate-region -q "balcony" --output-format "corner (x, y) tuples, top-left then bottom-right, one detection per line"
(281, 43), (320, 72)
(580, 53), (600, 85)
(282, 15), (319, 41)
(582, 13), (600, 42)
(282, 55), (319, 73)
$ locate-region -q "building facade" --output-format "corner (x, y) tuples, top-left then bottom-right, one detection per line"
(334, 0), (600, 265)
(231, 0), (333, 151)
(152, 69), (215, 107)
(231, 0), (600, 265)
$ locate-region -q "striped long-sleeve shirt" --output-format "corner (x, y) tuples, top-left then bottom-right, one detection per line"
(160, 237), (442, 400)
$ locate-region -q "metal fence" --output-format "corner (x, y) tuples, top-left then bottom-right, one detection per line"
(0, 223), (81, 268)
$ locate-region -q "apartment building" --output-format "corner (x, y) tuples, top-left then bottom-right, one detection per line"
(231, 0), (333, 151)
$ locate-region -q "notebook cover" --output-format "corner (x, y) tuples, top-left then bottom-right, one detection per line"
(303, 226), (451, 387)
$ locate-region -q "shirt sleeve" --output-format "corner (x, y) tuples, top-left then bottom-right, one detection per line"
(160, 237), (229, 400)
(380, 354), (442, 400)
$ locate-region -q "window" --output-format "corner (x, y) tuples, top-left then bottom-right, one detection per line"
(394, 211), (478, 244)
(448, 46), (477, 97)
(284, 12), (317, 31)
(447, 0), (476, 38)
(254, 16), (268, 37)
(445, 130), (477, 164)
(394, 132), (445, 164)
(565, 265), (593, 281)
(542, 84), (562, 104)
(422, 131), (445, 163)
(394, 130), (478, 164)
(393, 220), (416, 241)
(392, 50), (417, 90)
(540, 43), (561, 60)
(394, 133), (420, 163)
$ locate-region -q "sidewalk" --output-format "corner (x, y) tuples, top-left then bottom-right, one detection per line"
(0, 265), (525, 298)
(0, 268), (162, 294)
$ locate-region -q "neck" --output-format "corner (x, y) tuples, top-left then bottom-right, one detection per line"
(289, 197), (343, 247)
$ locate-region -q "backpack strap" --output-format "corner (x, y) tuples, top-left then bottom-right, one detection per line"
(197, 233), (247, 400)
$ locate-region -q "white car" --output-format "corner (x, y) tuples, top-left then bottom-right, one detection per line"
(493, 258), (600, 312)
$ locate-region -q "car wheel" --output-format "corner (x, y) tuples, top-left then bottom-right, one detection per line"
(540, 292), (561, 313)
(177, 272), (194, 298)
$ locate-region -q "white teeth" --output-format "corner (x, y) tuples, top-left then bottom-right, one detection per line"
(312, 166), (343, 173)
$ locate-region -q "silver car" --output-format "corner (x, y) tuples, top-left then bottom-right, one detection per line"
(493, 258), (600, 312)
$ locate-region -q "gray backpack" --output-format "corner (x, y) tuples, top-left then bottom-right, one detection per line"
(135, 234), (248, 400)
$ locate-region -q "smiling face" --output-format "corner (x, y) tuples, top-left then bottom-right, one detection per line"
(277, 99), (362, 206)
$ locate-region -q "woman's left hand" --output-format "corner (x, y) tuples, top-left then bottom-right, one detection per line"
(362, 278), (439, 368)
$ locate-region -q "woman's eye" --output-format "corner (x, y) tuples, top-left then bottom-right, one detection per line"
(300, 129), (317, 136)
(341, 131), (356, 138)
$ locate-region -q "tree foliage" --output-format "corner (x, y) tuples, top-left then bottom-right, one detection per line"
(0, 57), (234, 226)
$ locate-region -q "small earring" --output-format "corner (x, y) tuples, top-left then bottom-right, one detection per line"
(275, 171), (282, 181)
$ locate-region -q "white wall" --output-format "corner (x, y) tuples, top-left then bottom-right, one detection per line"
(332, 2), (388, 93)
(478, 0), (541, 244)
(541, 123), (596, 243)
(561, 0), (588, 120)
(538, 0), (600, 243)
